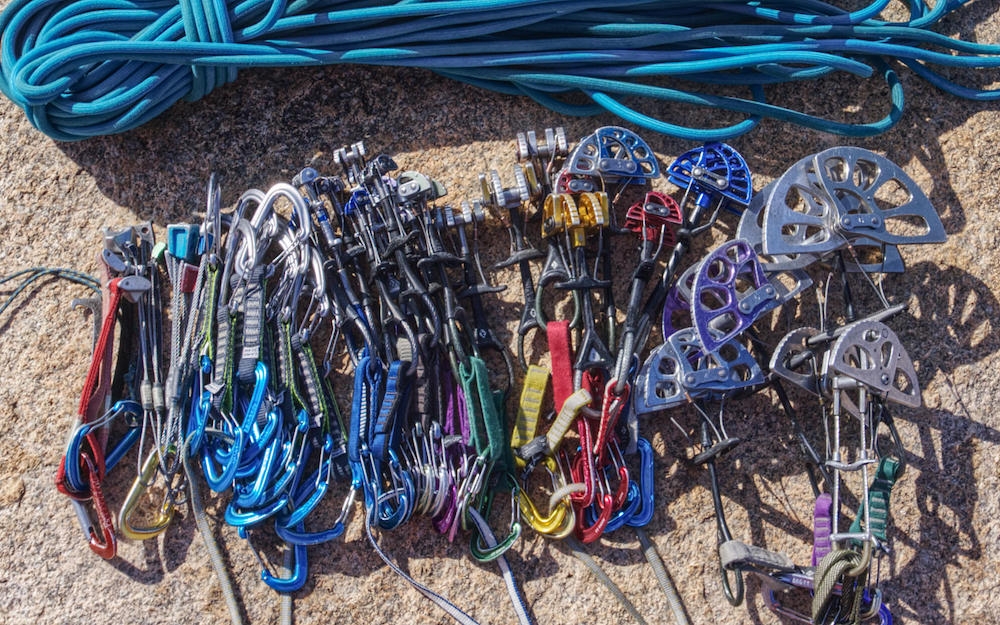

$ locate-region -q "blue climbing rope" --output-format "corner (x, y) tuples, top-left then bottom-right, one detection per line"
(0, 0), (997, 140)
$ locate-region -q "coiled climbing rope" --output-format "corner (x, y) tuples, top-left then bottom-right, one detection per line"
(1, 0), (998, 141)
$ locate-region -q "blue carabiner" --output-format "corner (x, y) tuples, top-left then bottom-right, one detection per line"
(879, 602), (893, 625)
(230, 406), (282, 481)
(224, 492), (290, 528)
(278, 434), (334, 528)
(274, 446), (349, 548)
(274, 516), (344, 546)
(213, 360), (268, 478)
(626, 437), (656, 528)
(232, 418), (286, 509)
(261, 537), (308, 594)
(186, 385), (211, 457)
(205, 361), (274, 491)
(604, 480), (642, 533)
(237, 362), (277, 457)
(64, 400), (142, 492)
(201, 427), (246, 493)
(104, 425), (141, 473)
(250, 409), (310, 505)
(371, 448), (415, 531)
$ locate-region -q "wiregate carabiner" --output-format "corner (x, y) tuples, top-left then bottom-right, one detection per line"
(230, 410), (290, 509)
(359, 443), (415, 531)
(469, 472), (523, 562)
(199, 363), (269, 494)
(224, 490), (291, 528)
(242, 412), (309, 510)
(275, 451), (354, 547)
(566, 417), (597, 508)
(574, 488), (613, 544)
(277, 433), (334, 528)
(587, 474), (639, 534)
(226, 360), (272, 470)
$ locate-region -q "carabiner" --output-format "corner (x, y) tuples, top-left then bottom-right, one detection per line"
(603, 440), (632, 511)
(274, 516), (344, 547)
(567, 418), (596, 507)
(517, 456), (574, 537)
(574, 491), (613, 544)
(453, 454), (488, 537)
(231, 417), (287, 509)
(275, 483), (355, 547)
(118, 447), (176, 540)
(625, 437), (656, 528)
(260, 538), (308, 594)
(588, 479), (640, 534)
(201, 426), (245, 493)
(185, 365), (212, 457)
(364, 447), (414, 531)
(60, 399), (141, 496)
(60, 426), (105, 497)
(470, 473), (523, 562)
(518, 488), (573, 538)
(592, 379), (629, 463)
(277, 434), (334, 528)
(224, 492), (290, 528)
(82, 454), (117, 559)
(245, 430), (306, 510)
(236, 361), (275, 453)
(201, 362), (272, 492)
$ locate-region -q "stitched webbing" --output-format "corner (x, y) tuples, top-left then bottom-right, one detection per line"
(237, 265), (266, 383)
(371, 359), (409, 469)
(211, 305), (235, 412)
(547, 320), (574, 413)
(76, 278), (122, 420)
(460, 356), (507, 470)
(849, 456), (902, 544)
(511, 365), (548, 450)
(349, 353), (375, 465)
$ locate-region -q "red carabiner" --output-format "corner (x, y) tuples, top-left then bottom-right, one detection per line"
(592, 379), (629, 464)
(601, 440), (631, 510)
(568, 418), (595, 507)
(84, 455), (117, 559)
(574, 492), (613, 544)
(55, 446), (106, 501)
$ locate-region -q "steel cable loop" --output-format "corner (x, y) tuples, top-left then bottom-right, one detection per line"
(0, 0), (998, 140)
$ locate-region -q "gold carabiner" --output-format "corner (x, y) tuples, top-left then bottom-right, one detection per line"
(518, 457), (576, 538)
(118, 448), (175, 540)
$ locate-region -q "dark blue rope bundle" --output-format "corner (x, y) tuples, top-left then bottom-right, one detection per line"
(1, 0), (997, 141)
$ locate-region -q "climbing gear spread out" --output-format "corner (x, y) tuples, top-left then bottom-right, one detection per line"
(6, 125), (946, 625)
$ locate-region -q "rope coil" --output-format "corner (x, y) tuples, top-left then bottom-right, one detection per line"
(1, 0), (998, 140)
